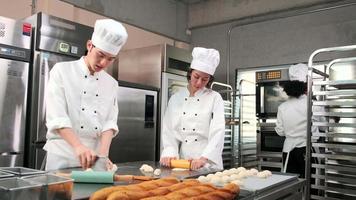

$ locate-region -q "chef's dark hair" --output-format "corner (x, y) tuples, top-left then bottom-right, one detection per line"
(283, 81), (307, 98)
(187, 68), (214, 88)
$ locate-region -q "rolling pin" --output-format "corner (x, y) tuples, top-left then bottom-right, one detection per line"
(56, 171), (153, 183)
(170, 159), (191, 169)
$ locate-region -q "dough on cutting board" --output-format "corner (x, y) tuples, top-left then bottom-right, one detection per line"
(215, 171), (224, 177)
(257, 170), (272, 178)
(248, 168), (258, 176)
(230, 174), (239, 180)
(236, 167), (246, 173)
(171, 167), (188, 171)
(206, 174), (215, 180)
(197, 176), (209, 183)
(236, 171), (248, 179)
(153, 169), (161, 176)
(231, 179), (244, 186)
(229, 168), (238, 174)
(140, 164), (154, 173)
(210, 176), (223, 185)
(222, 170), (231, 176)
(221, 175), (232, 183)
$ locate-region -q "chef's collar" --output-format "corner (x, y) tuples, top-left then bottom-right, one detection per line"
(79, 56), (99, 77)
(185, 86), (209, 97)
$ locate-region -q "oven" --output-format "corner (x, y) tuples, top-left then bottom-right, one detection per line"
(255, 68), (290, 170)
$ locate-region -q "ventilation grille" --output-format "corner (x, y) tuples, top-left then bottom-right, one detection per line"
(0, 22), (5, 38)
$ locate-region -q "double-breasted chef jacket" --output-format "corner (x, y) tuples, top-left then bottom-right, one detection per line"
(44, 57), (119, 167)
(161, 86), (225, 170)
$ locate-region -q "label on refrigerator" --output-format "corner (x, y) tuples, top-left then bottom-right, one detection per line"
(22, 23), (31, 36)
(58, 42), (70, 53)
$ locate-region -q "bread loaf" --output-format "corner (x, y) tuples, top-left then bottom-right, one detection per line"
(91, 177), (239, 200)
(90, 178), (179, 200)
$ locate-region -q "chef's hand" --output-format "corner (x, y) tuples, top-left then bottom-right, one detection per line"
(160, 157), (177, 167)
(105, 158), (118, 171)
(190, 157), (208, 170)
(74, 144), (97, 169)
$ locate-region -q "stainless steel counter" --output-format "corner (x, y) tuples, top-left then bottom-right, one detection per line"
(54, 161), (305, 200)
(60, 161), (219, 200)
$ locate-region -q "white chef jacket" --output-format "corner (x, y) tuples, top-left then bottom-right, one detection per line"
(44, 57), (119, 166)
(275, 95), (324, 153)
(161, 87), (225, 170)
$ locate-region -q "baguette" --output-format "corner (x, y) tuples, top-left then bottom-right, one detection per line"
(90, 178), (179, 200)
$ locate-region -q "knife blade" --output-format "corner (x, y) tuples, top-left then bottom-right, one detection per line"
(92, 156), (108, 171)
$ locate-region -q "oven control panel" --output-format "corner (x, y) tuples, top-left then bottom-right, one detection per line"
(256, 68), (289, 83)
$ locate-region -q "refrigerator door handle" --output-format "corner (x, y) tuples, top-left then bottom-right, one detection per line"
(0, 152), (21, 156)
(144, 95), (155, 128)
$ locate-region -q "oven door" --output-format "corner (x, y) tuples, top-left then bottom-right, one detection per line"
(256, 81), (288, 118)
(260, 131), (285, 152)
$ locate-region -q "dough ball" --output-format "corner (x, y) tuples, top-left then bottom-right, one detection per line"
(221, 175), (232, 183)
(140, 164), (154, 173)
(210, 176), (222, 185)
(237, 171), (248, 179)
(85, 168), (93, 172)
(248, 168), (258, 176)
(257, 171), (268, 178)
(246, 169), (256, 177)
(263, 170), (272, 176)
(215, 171), (224, 177)
(229, 168), (239, 174)
(206, 174), (215, 180)
(231, 179), (244, 186)
(197, 176), (209, 183)
(230, 174), (239, 180)
(222, 170), (231, 176)
(236, 167), (246, 173)
(153, 169), (161, 176)
(110, 164), (118, 172)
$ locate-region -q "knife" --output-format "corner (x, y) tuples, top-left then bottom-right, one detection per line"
(92, 156), (108, 171)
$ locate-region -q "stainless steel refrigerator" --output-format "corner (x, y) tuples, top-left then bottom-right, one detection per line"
(24, 13), (92, 169)
(109, 82), (159, 163)
(0, 16), (31, 166)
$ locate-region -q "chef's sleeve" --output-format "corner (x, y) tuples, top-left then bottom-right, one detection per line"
(102, 84), (119, 137)
(275, 106), (285, 136)
(201, 94), (225, 166)
(46, 65), (72, 132)
(160, 99), (180, 158)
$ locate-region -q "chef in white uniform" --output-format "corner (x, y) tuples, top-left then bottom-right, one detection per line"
(44, 19), (128, 170)
(160, 47), (225, 170)
(275, 63), (324, 177)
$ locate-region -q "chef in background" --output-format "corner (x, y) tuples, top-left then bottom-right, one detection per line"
(44, 19), (128, 170)
(275, 63), (324, 177)
(160, 47), (225, 170)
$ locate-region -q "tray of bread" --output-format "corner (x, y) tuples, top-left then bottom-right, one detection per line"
(90, 177), (240, 200)
(196, 167), (298, 193)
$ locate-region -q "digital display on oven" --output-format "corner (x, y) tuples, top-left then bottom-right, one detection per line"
(256, 70), (282, 81)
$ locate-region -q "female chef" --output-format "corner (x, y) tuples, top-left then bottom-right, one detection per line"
(44, 19), (128, 170)
(160, 47), (225, 170)
(275, 63), (324, 177)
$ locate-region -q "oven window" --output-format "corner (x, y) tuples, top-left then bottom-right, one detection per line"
(261, 132), (285, 152)
(257, 81), (288, 117)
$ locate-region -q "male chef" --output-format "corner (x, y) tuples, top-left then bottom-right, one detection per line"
(44, 19), (128, 170)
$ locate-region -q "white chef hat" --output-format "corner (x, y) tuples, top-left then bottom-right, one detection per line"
(91, 19), (128, 55)
(289, 63), (308, 82)
(190, 47), (220, 75)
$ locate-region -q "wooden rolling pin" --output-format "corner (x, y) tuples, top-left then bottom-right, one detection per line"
(56, 171), (153, 183)
(170, 159), (191, 169)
